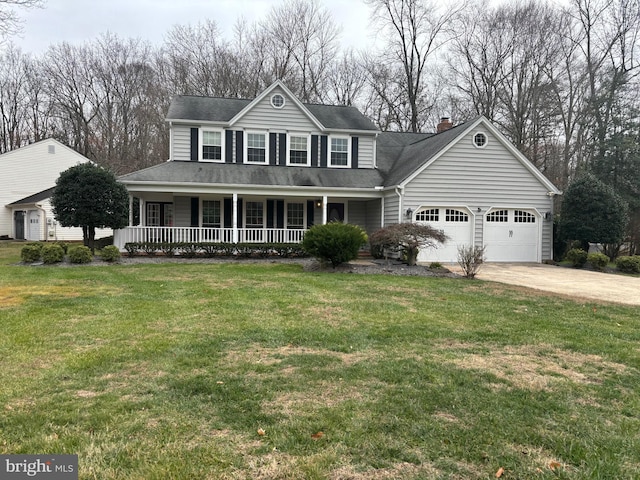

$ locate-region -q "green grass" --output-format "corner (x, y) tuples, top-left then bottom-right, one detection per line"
(1, 243), (639, 479)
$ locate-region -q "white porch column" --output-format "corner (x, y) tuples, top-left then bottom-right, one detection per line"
(322, 195), (328, 225)
(128, 195), (134, 226)
(139, 199), (145, 226)
(232, 193), (239, 243)
(380, 197), (385, 227)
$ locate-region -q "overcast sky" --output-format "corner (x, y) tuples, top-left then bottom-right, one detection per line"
(14, 0), (375, 54)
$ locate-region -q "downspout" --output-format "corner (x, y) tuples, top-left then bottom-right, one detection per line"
(395, 186), (404, 224)
(168, 121), (173, 161)
(35, 203), (49, 241)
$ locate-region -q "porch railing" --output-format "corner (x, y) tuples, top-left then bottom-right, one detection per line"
(114, 226), (306, 250)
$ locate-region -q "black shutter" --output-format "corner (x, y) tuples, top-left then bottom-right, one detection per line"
(351, 137), (359, 169)
(306, 200), (315, 228)
(237, 198), (243, 228)
(311, 135), (319, 167)
(320, 136), (328, 167)
(269, 133), (277, 165)
(190, 197), (199, 227)
(225, 130), (233, 163)
(279, 133), (287, 166)
(276, 200), (284, 229)
(223, 198), (232, 228)
(190, 128), (199, 161)
(266, 199), (275, 228)
(235, 131), (244, 164)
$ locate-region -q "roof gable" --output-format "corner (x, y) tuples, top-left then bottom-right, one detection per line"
(165, 81), (379, 133)
(228, 80), (325, 131)
(377, 117), (560, 194)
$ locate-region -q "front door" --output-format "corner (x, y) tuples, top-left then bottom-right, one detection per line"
(327, 203), (345, 222)
(28, 210), (40, 241)
(14, 211), (25, 240)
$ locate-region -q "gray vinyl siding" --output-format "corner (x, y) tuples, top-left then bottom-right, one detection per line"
(172, 125), (192, 162)
(383, 192), (400, 227)
(234, 86), (318, 132)
(402, 129), (555, 260)
(348, 200), (367, 231)
(174, 196), (191, 227)
(357, 135), (375, 169)
(365, 199), (382, 234)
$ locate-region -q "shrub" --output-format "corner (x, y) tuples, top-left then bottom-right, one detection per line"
(615, 255), (640, 274)
(124, 242), (139, 257)
(53, 241), (68, 254)
(429, 262), (443, 270)
(302, 222), (368, 268)
(587, 252), (609, 271)
(21, 243), (43, 263)
(369, 223), (447, 266)
(94, 236), (114, 250)
(141, 242), (158, 256)
(565, 248), (588, 268)
(68, 245), (93, 264)
(100, 245), (121, 262)
(41, 244), (65, 264)
(179, 243), (199, 258)
(160, 242), (178, 257)
(457, 245), (486, 279)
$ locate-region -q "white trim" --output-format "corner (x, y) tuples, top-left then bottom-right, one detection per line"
(244, 131), (269, 164)
(286, 133), (312, 167)
(271, 93), (285, 109)
(472, 131), (488, 148)
(328, 135), (351, 168)
(199, 127), (225, 163)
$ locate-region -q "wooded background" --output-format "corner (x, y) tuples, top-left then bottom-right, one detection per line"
(1, 0), (638, 246)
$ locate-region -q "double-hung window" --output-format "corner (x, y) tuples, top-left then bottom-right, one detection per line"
(245, 201), (264, 228)
(201, 130), (223, 161)
(288, 135), (310, 166)
(202, 200), (221, 227)
(330, 137), (350, 167)
(287, 202), (305, 229)
(246, 132), (267, 164)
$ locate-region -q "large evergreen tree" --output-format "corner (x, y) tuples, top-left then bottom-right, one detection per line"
(559, 173), (629, 257)
(51, 163), (129, 252)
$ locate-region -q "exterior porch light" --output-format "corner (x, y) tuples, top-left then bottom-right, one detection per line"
(315, 199), (323, 208)
(405, 208), (414, 217)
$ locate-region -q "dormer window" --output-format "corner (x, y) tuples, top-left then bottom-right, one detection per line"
(271, 94), (285, 109)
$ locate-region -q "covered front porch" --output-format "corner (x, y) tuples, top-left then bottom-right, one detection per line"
(113, 191), (383, 250)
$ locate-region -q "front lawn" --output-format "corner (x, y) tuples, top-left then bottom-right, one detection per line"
(1, 244), (638, 479)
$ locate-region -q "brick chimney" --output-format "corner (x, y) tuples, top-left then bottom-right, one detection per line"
(437, 117), (453, 133)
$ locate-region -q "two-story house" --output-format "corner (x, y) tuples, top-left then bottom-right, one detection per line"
(115, 81), (561, 263)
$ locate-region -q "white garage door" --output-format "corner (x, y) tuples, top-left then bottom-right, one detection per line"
(416, 207), (473, 263)
(484, 209), (540, 262)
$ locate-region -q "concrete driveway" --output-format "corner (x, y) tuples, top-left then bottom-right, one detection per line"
(451, 263), (640, 306)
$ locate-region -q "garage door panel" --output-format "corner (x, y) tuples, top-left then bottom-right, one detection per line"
(484, 209), (539, 262)
(416, 207), (473, 263)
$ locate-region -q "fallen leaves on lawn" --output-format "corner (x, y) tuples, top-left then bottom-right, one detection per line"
(495, 466), (504, 477)
(311, 431), (324, 440)
(257, 428), (266, 436)
(549, 461), (562, 470)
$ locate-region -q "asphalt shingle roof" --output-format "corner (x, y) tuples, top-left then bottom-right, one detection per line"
(119, 161), (385, 190)
(166, 96), (379, 132)
(8, 186), (56, 206)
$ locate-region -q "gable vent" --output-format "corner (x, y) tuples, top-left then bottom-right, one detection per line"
(48, 145), (55, 154)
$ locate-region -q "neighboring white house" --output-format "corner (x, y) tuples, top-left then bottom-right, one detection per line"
(1, 139), (111, 241)
(115, 80), (561, 262)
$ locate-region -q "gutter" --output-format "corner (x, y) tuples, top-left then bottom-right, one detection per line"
(395, 186), (404, 224)
(35, 203), (49, 241)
